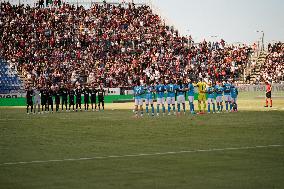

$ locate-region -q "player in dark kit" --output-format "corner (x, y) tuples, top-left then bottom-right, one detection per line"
(26, 86), (34, 114)
(60, 84), (68, 111)
(90, 84), (97, 111)
(97, 85), (105, 111)
(83, 85), (90, 111)
(75, 85), (82, 111)
(69, 85), (75, 111)
(54, 86), (61, 112)
(40, 86), (48, 112)
(47, 86), (54, 113)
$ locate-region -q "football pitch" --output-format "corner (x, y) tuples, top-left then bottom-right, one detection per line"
(0, 96), (284, 189)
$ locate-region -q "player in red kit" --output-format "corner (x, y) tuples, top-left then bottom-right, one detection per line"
(264, 81), (272, 107)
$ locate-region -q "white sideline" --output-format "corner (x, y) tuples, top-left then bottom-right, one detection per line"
(1, 144), (283, 166)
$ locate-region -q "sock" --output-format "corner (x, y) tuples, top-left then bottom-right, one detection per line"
(270, 99), (272, 106)
(182, 104), (185, 112)
(173, 105), (176, 112)
(203, 102), (206, 112)
(217, 104), (220, 111)
(266, 99), (268, 106)
(146, 105), (149, 113)
(221, 105), (223, 111)
(177, 104), (180, 112)
(226, 102), (228, 111)
(230, 103), (233, 110)
(213, 103), (216, 112)
(198, 102), (201, 112)
(192, 103), (195, 112)
(157, 105), (160, 113)
(168, 105), (171, 113)
(208, 103), (210, 113)
(140, 110), (143, 116)
(151, 105), (154, 114)
(162, 105), (165, 113)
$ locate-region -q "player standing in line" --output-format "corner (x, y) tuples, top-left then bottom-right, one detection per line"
(90, 84), (97, 111)
(75, 85), (82, 112)
(264, 81), (272, 107)
(215, 81), (224, 113)
(40, 85), (47, 113)
(33, 85), (41, 114)
(54, 85), (61, 112)
(206, 81), (216, 113)
(83, 85), (90, 111)
(144, 81), (155, 116)
(165, 78), (177, 115)
(133, 80), (145, 117)
(223, 80), (232, 112)
(47, 86), (54, 113)
(185, 78), (195, 114)
(230, 81), (238, 111)
(69, 85), (75, 111)
(97, 85), (105, 111)
(155, 79), (166, 116)
(60, 84), (68, 111)
(195, 78), (207, 114)
(176, 79), (186, 115)
(26, 85), (34, 114)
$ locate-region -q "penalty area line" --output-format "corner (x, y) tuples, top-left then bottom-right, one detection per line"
(1, 144), (283, 166)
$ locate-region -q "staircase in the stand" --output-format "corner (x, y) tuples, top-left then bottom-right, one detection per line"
(245, 51), (267, 84)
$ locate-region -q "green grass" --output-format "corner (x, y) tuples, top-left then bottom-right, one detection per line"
(0, 108), (284, 189)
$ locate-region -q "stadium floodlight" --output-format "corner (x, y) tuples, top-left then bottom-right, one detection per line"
(256, 30), (265, 51)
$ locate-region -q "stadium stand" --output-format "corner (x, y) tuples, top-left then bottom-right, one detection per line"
(0, 59), (23, 94)
(0, 1), (259, 90)
(260, 42), (284, 83)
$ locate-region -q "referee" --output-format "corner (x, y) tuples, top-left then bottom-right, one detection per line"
(264, 81), (272, 107)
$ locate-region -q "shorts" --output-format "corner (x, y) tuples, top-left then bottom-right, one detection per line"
(177, 95), (185, 104)
(157, 97), (165, 105)
(207, 98), (215, 104)
(34, 97), (41, 105)
(198, 93), (206, 102)
(69, 97), (75, 105)
(135, 98), (143, 106)
(91, 95), (96, 103)
(216, 96), (223, 103)
(166, 97), (175, 105)
(266, 91), (271, 98)
(231, 98), (237, 103)
(84, 97), (89, 103)
(27, 98), (33, 106)
(188, 96), (194, 103)
(145, 98), (153, 105)
(224, 95), (231, 102)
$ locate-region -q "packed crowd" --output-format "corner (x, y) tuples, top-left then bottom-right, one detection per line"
(0, 2), (252, 89)
(260, 42), (284, 83)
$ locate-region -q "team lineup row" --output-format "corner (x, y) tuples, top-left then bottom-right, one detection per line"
(25, 84), (106, 114)
(133, 79), (239, 117)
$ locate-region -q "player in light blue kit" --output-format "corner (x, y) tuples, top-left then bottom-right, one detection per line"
(133, 80), (145, 117)
(165, 78), (177, 115)
(206, 81), (216, 113)
(155, 79), (166, 116)
(145, 81), (155, 116)
(230, 81), (239, 112)
(223, 80), (232, 112)
(215, 81), (224, 113)
(185, 78), (195, 114)
(176, 79), (186, 115)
